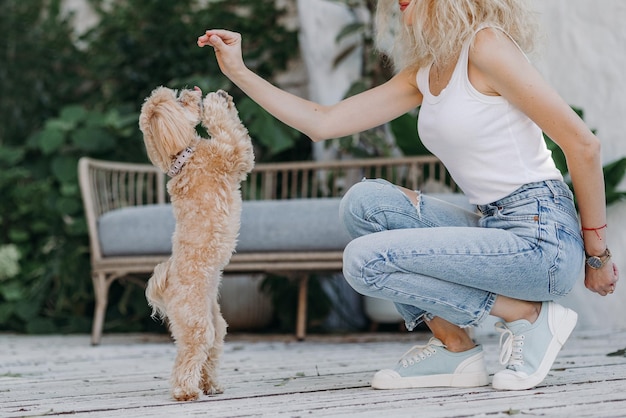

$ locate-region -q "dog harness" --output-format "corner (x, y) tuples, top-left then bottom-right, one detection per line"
(168, 147), (195, 177)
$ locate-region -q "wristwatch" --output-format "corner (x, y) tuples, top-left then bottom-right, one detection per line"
(586, 248), (612, 269)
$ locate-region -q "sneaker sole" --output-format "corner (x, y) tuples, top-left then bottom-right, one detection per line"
(492, 303), (578, 391)
(372, 369), (489, 390)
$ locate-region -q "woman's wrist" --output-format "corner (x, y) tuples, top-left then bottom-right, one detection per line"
(582, 223), (607, 255)
(585, 248), (612, 270)
(229, 66), (262, 93)
(584, 242), (607, 256)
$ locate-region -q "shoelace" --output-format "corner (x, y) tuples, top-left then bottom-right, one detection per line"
(495, 321), (525, 370)
(399, 340), (439, 368)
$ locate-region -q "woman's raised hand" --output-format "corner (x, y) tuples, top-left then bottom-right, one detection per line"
(198, 29), (245, 78)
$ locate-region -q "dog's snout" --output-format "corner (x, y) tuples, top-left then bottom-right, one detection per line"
(217, 90), (228, 99)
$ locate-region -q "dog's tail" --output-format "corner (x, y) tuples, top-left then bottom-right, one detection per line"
(146, 260), (170, 321)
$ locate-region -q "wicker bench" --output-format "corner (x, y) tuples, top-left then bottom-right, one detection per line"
(79, 155), (462, 345)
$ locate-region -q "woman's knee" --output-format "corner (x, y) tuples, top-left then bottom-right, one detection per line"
(339, 179), (398, 237)
(339, 181), (371, 222)
(342, 238), (376, 295)
(340, 182), (368, 238)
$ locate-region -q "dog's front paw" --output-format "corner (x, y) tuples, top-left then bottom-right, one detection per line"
(204, 90), (233, 111)
(216, 89), (230, 101)
(172, 386), (201, 402)
(202, 90), (240, 131)
(178, 88), (203, 121)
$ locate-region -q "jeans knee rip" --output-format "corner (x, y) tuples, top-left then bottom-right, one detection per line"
(413, 189), (422, 217)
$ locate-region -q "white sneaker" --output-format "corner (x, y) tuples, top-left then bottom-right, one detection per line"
(493, 301), (577, 390)
(371, 338), (489, 389)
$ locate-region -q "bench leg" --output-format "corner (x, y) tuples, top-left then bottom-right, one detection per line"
(296, 275), (309, 341)
(91, 272), (116, 346)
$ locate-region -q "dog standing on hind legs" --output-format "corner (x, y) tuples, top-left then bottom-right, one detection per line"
(139, 86), (254, 401)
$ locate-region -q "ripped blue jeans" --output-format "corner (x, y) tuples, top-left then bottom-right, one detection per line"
(339, 179), (584, 330)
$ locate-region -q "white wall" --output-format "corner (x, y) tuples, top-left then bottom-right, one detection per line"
(532, 0), (626, 166)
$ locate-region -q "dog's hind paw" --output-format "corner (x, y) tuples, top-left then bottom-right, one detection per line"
(172, 386), (201, 402)
(202, 381), (224, 396)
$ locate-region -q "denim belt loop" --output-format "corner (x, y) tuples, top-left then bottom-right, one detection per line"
(545, 180), (560, 204)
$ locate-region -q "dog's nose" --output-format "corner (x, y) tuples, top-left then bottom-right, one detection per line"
(217, 90), (228, 99)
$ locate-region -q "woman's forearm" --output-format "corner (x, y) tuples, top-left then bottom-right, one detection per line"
(565, 137), (608, 254)
(227, 66), (332, 142)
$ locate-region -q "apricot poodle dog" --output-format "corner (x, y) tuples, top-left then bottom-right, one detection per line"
(139, 86), (254, 401)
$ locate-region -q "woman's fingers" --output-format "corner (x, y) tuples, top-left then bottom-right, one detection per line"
(197, 29), (245, 78)
(198, 29), (241, 48)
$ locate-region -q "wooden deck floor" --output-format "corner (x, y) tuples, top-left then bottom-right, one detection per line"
(1, 329), (626, 417)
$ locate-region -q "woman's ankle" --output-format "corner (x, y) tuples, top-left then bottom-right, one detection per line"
(492, 297), (541, 324)
(426, 317), (476, 352)
(441, 336), (477, 353)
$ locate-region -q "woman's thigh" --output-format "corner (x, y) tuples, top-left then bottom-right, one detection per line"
(343, 224), (547, 301)
(342, 179), (583, 302)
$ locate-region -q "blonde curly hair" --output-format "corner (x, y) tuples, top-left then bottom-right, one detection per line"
(375, 0), (539, 71)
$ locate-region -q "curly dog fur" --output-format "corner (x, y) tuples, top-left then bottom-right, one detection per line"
(139, 86), (254, 401)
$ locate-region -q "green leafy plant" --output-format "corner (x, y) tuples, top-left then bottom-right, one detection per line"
(0, 245), (20, 281)
(602, 158), (626, 204)
(0, 103), (142, 333)
(0, 0), (86, 147)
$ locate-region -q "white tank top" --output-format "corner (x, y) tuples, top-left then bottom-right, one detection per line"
(416, 27), (563, 205)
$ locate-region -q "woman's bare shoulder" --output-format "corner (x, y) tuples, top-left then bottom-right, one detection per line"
(470, 27), (526, 69)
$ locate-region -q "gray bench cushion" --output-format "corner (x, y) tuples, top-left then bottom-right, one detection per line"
(98, 198), (352, 256)
(98, 194), (474, 257)
(99, 204), (175, 256)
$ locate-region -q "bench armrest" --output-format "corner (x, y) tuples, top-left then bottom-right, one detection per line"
(78, 157), (167, 264)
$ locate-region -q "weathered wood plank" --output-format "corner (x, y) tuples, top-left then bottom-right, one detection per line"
(1, 331), (626, 417)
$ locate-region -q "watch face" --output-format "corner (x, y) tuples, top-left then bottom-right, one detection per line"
(587, 256), (602, 269)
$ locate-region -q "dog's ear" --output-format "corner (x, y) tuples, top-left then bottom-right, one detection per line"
(139, 87), (195, 172)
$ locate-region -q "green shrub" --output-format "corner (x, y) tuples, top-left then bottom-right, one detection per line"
(0, 103), (140, 333)
(0, 0), (85, 147)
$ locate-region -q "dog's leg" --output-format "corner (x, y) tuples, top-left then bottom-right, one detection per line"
(146, 259), (171, 320)
(201, 91), (255, 177)
(201, 295), (228, 395)
(167, 283), (215, 401)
